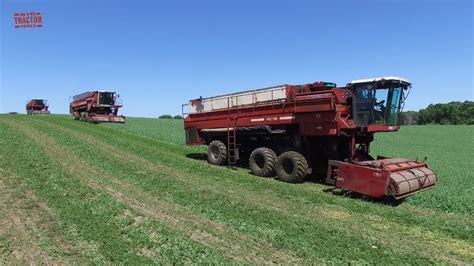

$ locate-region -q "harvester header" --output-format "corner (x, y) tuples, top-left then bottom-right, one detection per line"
(70, 91), (125, 123)
(183, 76), (437, 200)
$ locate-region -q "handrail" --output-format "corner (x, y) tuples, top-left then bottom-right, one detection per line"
(181, 103), (189, 118)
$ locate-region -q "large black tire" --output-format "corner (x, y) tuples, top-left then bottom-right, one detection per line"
(275, 151), (308, 183)
(208, 140), (227, 165)
(249, 147), (277, 177)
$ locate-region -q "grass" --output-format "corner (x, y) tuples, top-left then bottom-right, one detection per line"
(371, 125), (474, 216)
(0, 114), (472, 264)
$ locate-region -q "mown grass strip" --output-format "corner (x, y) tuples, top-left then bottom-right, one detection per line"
(0, 119), (231, 264)
(107, 116), (474, 216)
(0, 169), (83, 264)
(9, 119), (300, 263)
(46, 118), (474, 263)
(12, 115), (472, 262)
(39, 115), (474, 241)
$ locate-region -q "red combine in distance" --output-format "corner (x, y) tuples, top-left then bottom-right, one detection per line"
(183, 76), (437, 200)
(70, 91), (125, 123)
(26, 99), (50, 115)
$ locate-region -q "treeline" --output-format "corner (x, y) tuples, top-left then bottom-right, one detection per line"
(158, 114), (183, 119)
(400, 101), (473, 125)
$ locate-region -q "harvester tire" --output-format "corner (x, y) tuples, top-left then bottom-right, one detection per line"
(208, 140), (227, 165)
(249, 147), (277, 177)
(275, 151), (308, 183)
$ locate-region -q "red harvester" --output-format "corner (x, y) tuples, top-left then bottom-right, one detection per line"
(70, 91), (125, 123)
(26, 99), (50, 115)
(183, 76), (437, 199)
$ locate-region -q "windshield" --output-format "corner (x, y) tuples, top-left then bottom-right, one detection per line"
(34, 99), (44, 106)
(99, 92), (115, 106)
(353, 84), (404, 126)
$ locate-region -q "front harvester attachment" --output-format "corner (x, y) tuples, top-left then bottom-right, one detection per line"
(330, 157), (437, 199)
(87, 114), (125, 123)
(27, 110), (50, 115)
(76, 113), (125, 124)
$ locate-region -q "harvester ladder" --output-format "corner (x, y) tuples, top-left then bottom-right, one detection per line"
(227, 96), (238, 166)
(227, 117), (237, 165)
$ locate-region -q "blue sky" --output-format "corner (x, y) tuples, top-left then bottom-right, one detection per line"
(1, 0), (472, 117)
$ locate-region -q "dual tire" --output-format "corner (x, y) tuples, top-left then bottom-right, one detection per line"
(207, 141), (308, 183)
(249, 147), (277, 177)
(250, 148), (308, 183)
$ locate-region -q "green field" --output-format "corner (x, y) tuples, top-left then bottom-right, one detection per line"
(0, 114), (473, 264)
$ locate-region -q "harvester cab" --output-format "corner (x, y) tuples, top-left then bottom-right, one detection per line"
(98, 91), (116, 106)
(349, 76), (410, 128)
(331, 77), (437, 199)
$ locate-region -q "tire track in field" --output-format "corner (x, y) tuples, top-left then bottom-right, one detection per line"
(31, 117), (474, 264)
(0, 170), (82, 264)
(44, 117), (474, 223)
(7, 119), (301, 264)
(45, 118), (474, 229)
(36, 118), (474, 264)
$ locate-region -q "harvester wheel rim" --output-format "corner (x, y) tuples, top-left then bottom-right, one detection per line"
(211, 146), (220, 158)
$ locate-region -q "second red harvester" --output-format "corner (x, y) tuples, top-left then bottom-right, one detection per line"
(70, 91), (125, 123)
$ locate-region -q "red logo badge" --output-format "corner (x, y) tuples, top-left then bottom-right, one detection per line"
(14, 12), (43, 29)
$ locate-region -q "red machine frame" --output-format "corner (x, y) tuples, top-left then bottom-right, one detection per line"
(26, 99), (50, 115)
(70, 91), (125, 123)
(184, 78), (437, 199)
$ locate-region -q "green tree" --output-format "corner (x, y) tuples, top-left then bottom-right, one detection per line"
(417, 101), (473, 125)
(158, 114), (173, 119)
(399, 111), (419, 125)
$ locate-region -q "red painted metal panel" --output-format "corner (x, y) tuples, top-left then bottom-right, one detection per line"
(366, 125), (400, 132)
(183, 89), (348, 141)
(335, 162), (390, 197)
(300, 122), (338, 136)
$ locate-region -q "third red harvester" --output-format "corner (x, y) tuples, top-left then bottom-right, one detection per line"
(70, 91), (125, 123)
(183, 76), (437, 199)
(26, 99), (50, 114)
